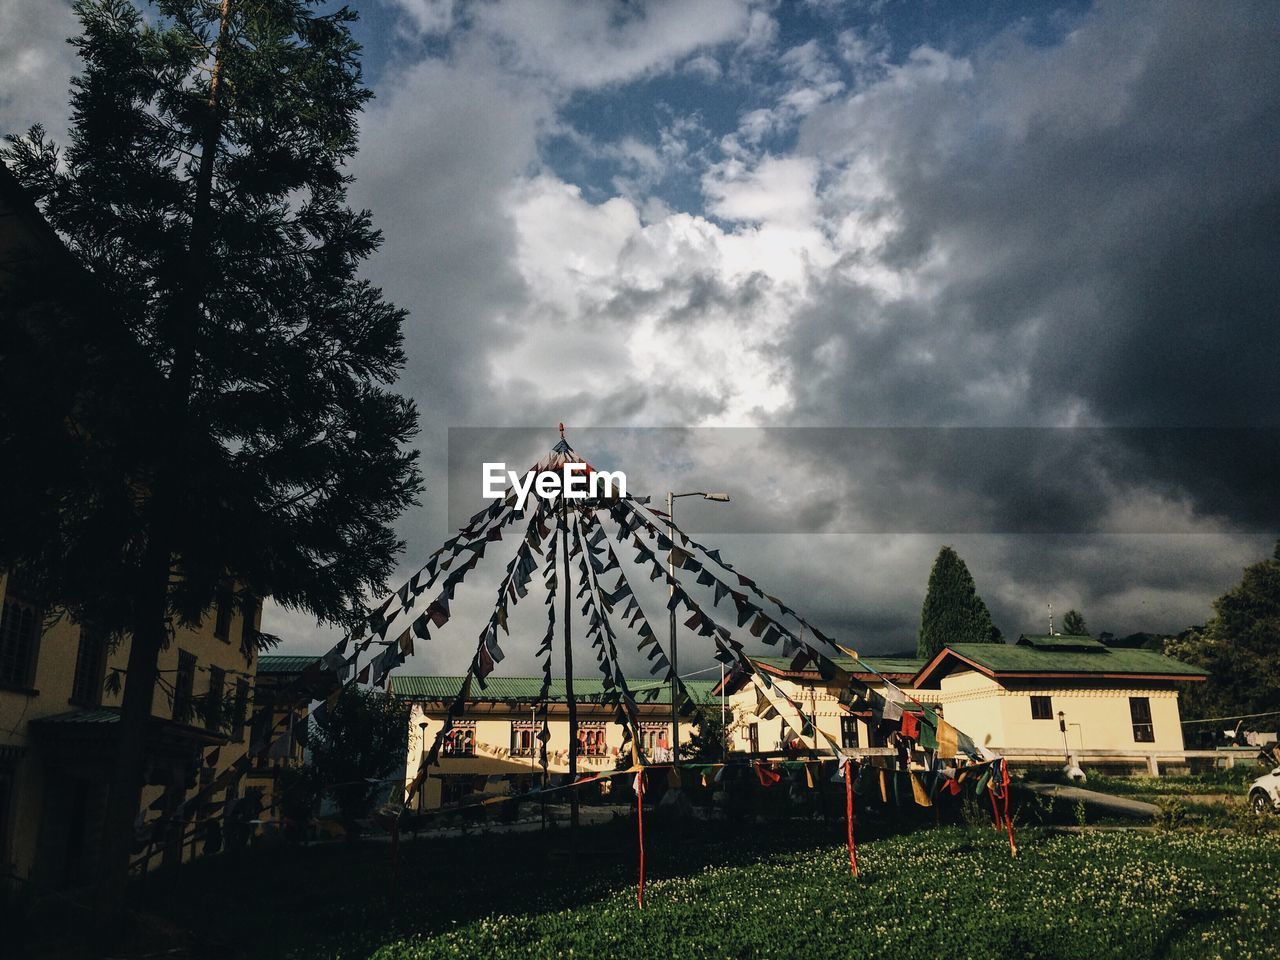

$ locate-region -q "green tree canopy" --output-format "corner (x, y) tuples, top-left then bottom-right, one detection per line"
(1061, 609), (1088, 635)
(681, 703), (729, 763)
(291, 686), (408, 837)
(1166, 542), (1280, 726)
(918, 546), (997, 659)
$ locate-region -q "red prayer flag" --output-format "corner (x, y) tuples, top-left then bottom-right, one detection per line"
(900, 711), (920, 739)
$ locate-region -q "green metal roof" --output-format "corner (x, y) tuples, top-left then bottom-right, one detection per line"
(257, 654), (321, 675)
(750, 655), (925, 676)
(32, 708), (122, 724)
(389, 675), (718, 704)
(751, 641), (1204, 689)
(937, 643), (1208, 678)
(1017, 634), (1108, 651)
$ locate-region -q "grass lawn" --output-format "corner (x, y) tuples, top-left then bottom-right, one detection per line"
(1026, 766), (1265, 827)
(113, 815), (1280, 960)
(1073, 766), (1260, 799)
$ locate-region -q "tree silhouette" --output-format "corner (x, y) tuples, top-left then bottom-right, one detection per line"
(2, 0), (420, 922)
(1061, 609), (1088, 635)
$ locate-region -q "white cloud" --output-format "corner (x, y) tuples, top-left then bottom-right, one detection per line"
(486, 175), (803, 425)
(682, 54), (722, 82)
(393, 0), (757, 90)
(389, 0), (459, 35)
(0, 0), (79, 141)
(703, 154), (821, 230)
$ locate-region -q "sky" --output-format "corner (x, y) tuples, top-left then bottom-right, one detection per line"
(3, 0), (1279, 673)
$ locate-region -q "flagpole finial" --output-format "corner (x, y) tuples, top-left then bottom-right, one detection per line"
(559, 421), (565, 439)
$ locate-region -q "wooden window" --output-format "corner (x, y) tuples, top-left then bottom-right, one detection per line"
(640, 722), (667, 758)
(239, 595), (258, 650)
(1030, 695), (1054, 720)
(206, 667), (225, 731)
(0, 765), (12, 868)
(174, 650), (197, 723)
(840, 715), (860, 749)
(441, 776), (482, 806)
(1130, 697), (1154, 743)
(231, 679), (250, 742)
(510, 721), (537, 757)
(0, 587), (40, 691)
(576, 723), (608, 757)
(868, 721), (887, 748)
(70, 625), (108, 707)
(442, 722), (476, 757)
(747, 723), (760, 754)
(213, 585), (233, 642)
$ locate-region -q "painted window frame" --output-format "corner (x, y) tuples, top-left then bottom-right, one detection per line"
(0, 583), (41, 692)
(839, 715), (860, 749)
(1130, 696), (1155, 743)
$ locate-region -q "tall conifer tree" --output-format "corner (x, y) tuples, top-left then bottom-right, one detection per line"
(1, 0), (420, 922)
(917, 546), (997, 659)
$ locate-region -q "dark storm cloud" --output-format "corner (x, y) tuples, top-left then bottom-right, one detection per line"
(792, 0), (1280, 430)
(741, 0), (1280, 580)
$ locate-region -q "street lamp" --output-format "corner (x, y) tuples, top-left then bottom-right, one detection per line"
(1058, 710), (1085, 781)
(417, 721), (429, 813)
(667, 490), (730, 760)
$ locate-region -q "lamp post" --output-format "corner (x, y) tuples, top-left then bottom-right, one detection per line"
(1058, 711), (1068, 767)
(1059, 710), (1085, 781)
(417, 721), (428, 813)
(667, 490), (730, 760)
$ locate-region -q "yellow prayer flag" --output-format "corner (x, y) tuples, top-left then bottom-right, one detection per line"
(937, 719), (959, 760)
(878, 769), (889, 803)
(911, 773), (933, 807)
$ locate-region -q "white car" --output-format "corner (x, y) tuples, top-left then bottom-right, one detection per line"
(1249, 766), (1280, 815)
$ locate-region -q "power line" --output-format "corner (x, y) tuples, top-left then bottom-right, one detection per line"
(1181, 709), (1280, 725)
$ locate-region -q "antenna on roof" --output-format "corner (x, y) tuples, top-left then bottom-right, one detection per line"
(1048, 603), (1055, 636)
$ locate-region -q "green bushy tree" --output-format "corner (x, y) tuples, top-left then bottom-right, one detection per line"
(1166, 542), (1280, 725)
(1062, 609), (1088, 635)
(293, 685), (409, 838)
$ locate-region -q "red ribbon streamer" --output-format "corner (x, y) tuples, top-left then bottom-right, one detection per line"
(999, 760), (1018, 857)
(636, 770), (646, 908)
(843, 758), (858, 877)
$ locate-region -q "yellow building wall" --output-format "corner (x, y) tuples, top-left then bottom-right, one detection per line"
(724, 676), (892, 753)
(991, 685), (1184, 753)
(721, 668), (1190, 760)
(0, 572), (260, 884)
(926, 670), (1009, 754)
(402, 702), (701, 811)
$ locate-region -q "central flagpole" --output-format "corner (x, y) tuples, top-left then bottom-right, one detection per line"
(667, 491), (678, 760)
(844, 758), (858, 877)
(562, 484), (579, 828)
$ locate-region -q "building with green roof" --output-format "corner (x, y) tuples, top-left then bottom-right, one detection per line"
(718, 634), (1206, 766)
(391, 675), (718, 812)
